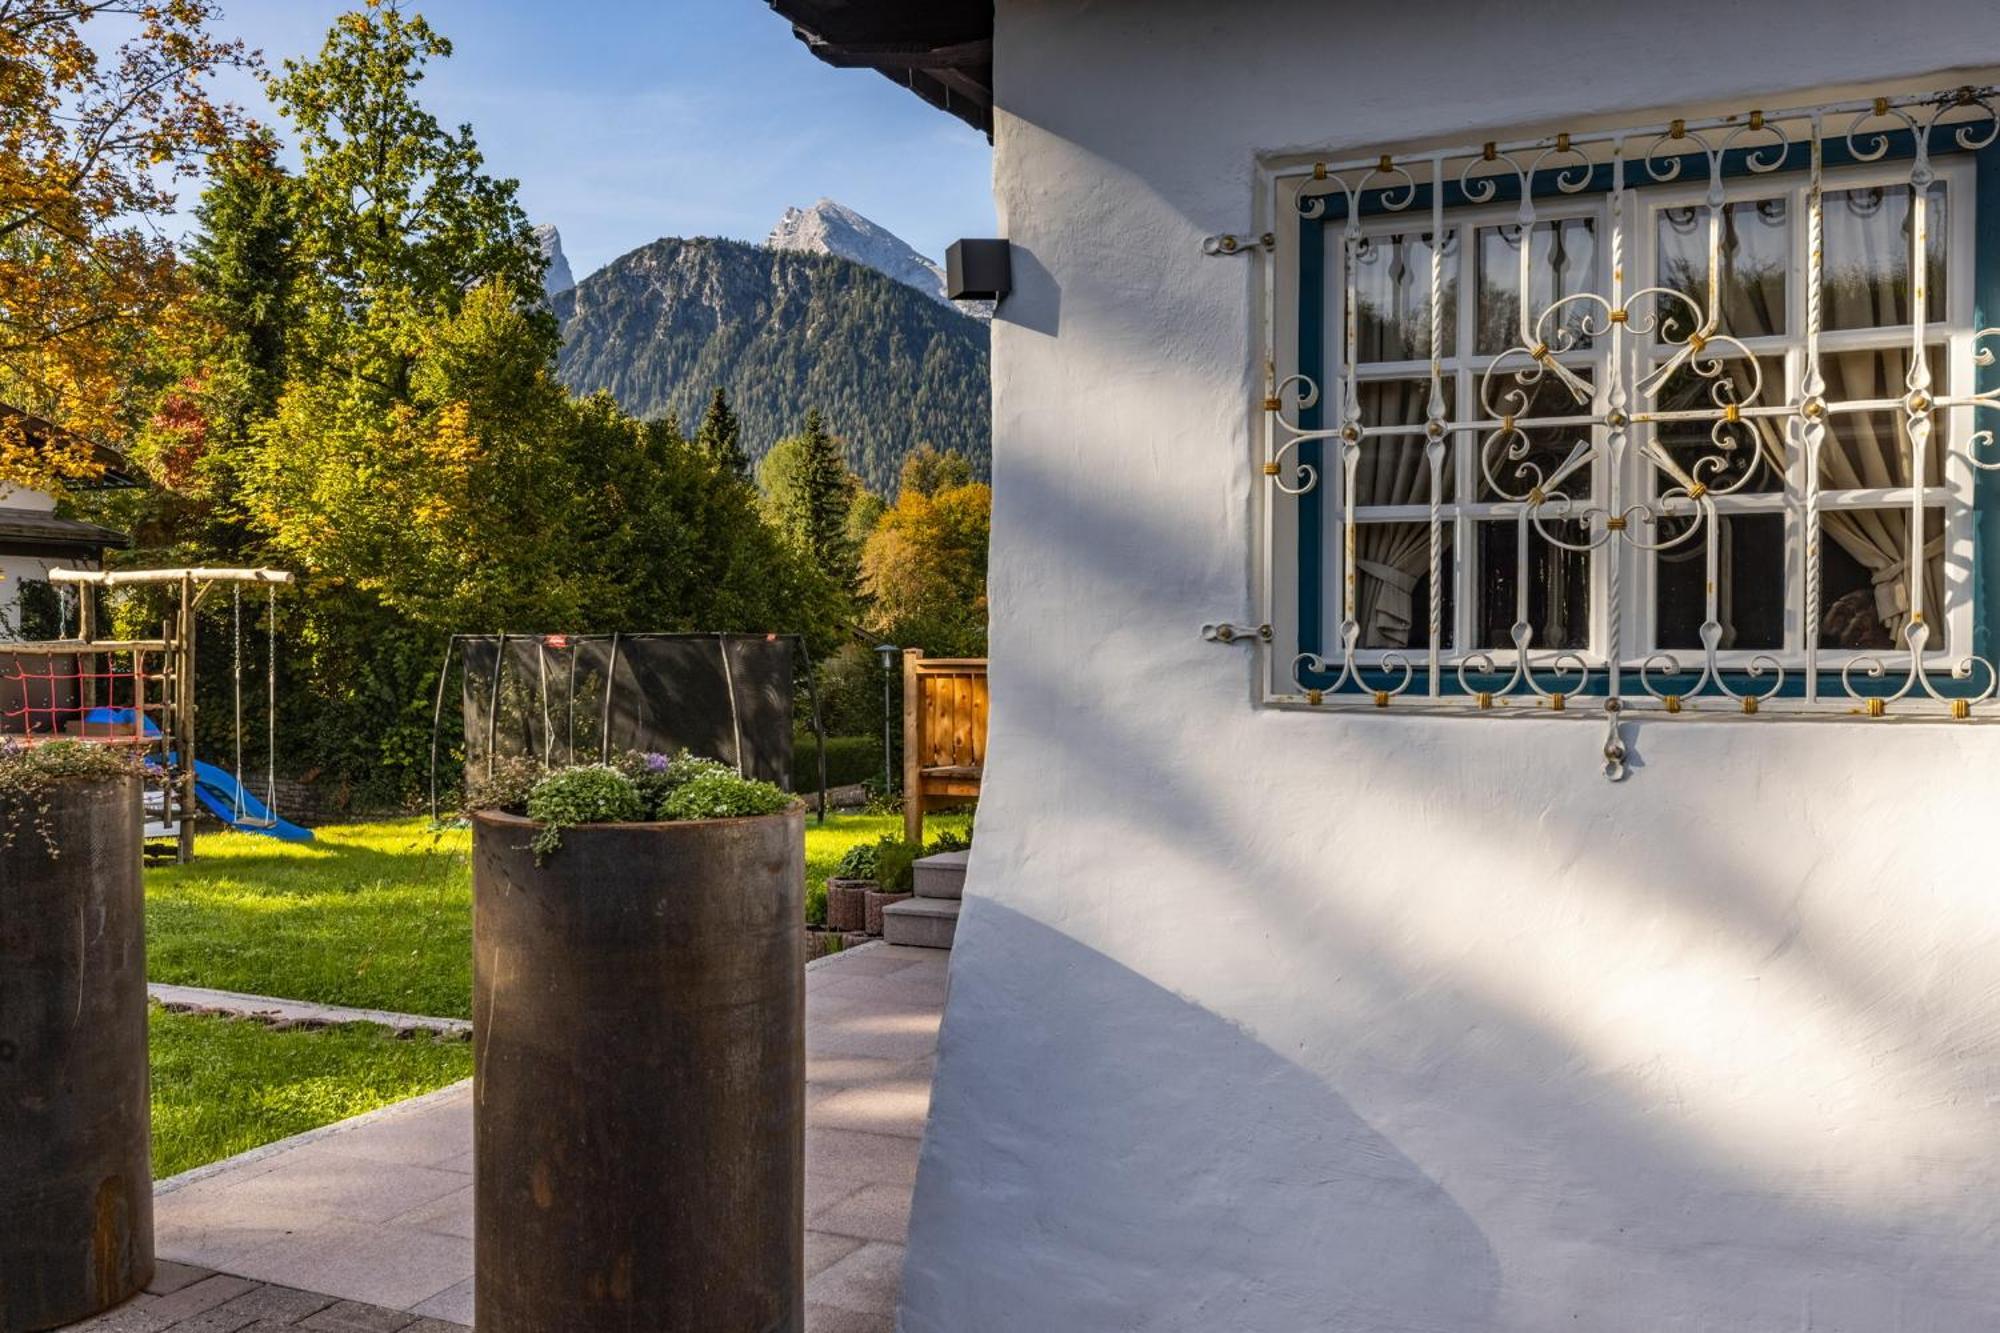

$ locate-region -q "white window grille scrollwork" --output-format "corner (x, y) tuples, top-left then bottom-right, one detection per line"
(1249, 84), (2000, 738)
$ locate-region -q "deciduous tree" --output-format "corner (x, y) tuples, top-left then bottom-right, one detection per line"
(860, 477), (990, 657)
(268, 0), (545, 390)
(0, 0), (250, 484)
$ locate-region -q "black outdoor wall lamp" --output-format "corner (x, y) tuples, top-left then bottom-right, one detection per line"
(946, 239), (1011, 302)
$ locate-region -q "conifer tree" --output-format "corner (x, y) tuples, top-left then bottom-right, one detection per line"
(695, 387), (749, 476)
(187, 132), (298, 435)
(783, 409), (858, 592)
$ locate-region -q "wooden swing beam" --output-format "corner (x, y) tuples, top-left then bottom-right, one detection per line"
(48, 567), (294, 863)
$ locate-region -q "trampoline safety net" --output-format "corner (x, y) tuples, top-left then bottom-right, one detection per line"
(458, 634), (796, 788)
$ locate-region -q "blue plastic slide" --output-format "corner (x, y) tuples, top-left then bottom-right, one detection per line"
(188, 758), (314, 843)
(77, 708), (313, 842)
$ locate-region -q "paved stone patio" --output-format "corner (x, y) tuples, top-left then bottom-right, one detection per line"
(97, 942), (946, 1333)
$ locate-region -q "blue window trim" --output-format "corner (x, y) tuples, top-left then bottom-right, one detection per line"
(1295, 128), (2000, 695)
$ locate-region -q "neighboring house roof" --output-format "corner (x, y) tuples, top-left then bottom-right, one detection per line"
(764, 1), (994, 138)
(0, 405), (144, 490)
(0, 509), (130, 556)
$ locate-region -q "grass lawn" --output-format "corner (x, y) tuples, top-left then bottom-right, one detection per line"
(146, 820), (475, 1019)
(149, 1005), (472, 1178)
(146, 811), (967, 1020)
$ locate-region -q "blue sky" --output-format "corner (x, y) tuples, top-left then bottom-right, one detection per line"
(184, 1), (995, 280)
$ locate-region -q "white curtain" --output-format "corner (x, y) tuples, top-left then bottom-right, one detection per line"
(1713, 187), (1943, 644)
(1353, 381), (1438, 648)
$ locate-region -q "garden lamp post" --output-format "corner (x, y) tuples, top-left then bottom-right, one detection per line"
(875, 644), (898, 794)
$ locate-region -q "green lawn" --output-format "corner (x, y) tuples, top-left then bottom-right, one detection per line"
(149, 1005), (472, 1178)
(146, 812), (965, 1020)
(146, 820), (476, 1019)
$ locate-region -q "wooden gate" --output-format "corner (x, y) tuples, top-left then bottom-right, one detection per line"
(903, 649), (986, 844)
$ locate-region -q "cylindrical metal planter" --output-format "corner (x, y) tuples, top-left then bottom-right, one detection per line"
(473, 807), (805, 1333)
(0, 776), (152, 1332)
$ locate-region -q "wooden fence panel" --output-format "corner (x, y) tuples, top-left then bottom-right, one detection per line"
(903, 650), (989, 844)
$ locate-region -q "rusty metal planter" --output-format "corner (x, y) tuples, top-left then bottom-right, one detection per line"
(472, 807), (805, 1333)
(0, 776), (151, 1332)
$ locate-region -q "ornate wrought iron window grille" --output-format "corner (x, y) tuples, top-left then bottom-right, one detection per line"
(1241, 86), (2000, 743)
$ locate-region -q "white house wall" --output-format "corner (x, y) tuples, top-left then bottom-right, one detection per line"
(903, 3), (2000, 1329)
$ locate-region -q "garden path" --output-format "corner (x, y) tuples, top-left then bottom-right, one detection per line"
(115, 943), (946, 1333)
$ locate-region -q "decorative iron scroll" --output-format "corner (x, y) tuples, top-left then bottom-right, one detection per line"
(1253, 86), (2000, 727)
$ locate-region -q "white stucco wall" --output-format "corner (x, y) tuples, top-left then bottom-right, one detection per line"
(903, 4), (2000, 1329)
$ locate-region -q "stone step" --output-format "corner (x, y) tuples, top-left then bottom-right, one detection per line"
(914, 849), (968, 900)
(883, 896), (959, 949)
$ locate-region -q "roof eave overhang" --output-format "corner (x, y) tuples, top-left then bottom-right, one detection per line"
(765, 2), (994, 140)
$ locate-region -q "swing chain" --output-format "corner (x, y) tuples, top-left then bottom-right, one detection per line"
(232, 586), (247, 821)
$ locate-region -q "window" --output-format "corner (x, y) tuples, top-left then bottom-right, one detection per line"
(1257, 86), (2000, 722)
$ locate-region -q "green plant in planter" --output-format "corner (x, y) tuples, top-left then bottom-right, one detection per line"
(494, 751), (799, 861)
(462, 755), (544, 819)
(612, 750), (735, 810)
(0, 740), (147, 855)
(869, 835), (920, 894)
(524, 765), (645, 860)
(832, 840), (880, 882)
(658, 770), (794, 822)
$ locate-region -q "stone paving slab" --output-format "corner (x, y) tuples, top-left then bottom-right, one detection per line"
(87, 942), (948, 1332)
(63, 1264), (467, 1332)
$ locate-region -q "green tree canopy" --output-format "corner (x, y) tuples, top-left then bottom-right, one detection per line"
(898, 445), (975, 499)
(268, 0), (546, 388)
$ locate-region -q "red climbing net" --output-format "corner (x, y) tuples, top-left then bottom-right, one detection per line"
(0, 649), (166, 743)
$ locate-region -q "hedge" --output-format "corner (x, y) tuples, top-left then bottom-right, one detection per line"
(792, 733), (883, 792)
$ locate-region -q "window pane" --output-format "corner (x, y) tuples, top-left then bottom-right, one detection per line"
(1819, 508), (1945, 651)
(1650, 356), (1787, 494)
(11, 580), (62, 642)
(1653, 512), (1785, 651)
(1355, 379), (1453, 506)
(1823, 183), (1946, 331)
(1474, 519), (1590, 651)
(1352, 229), (1458, 362)
(1353, 522), (1454, 649)
(1479, 369), (1594, 501)
(1819, 345), (1947, 490)
(1656, 197), (1788, 339)
(1476, 218), (1597, 355)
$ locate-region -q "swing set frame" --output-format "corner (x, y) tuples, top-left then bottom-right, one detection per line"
(34, 566), (294, 863)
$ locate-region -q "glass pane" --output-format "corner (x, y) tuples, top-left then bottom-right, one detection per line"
(1478, 369), (1594, 501)
(1653, 512), (1785, 651)
(1474, 519), (1590, 651)
(1352, 229), (1458, 363)
(1353, 522), (1454, 649)
(1823, 183), (1946, 331)
(1650, 356), (1787, 494)
(1476, 218), (1597, 355)
(1819, 345), (1947, 490)
(1655, 197), (1789, 338)
(1355, 379), (1453, 506)
(1819, 508), (1945, 651)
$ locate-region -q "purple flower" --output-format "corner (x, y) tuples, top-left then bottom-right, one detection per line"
(643, 752), (671, 772)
